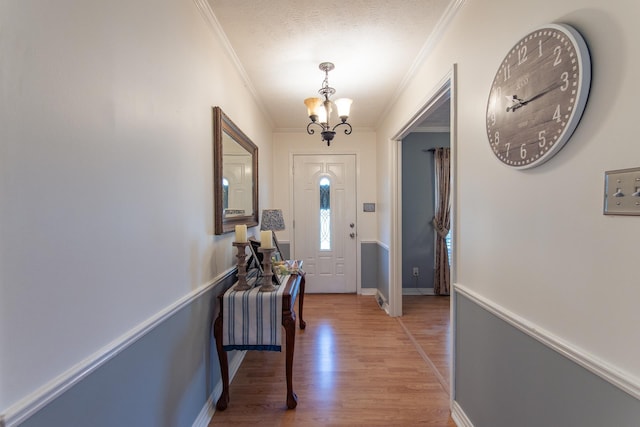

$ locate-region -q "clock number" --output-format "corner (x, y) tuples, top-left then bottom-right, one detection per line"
(520, 144), (527, 159)
(553, 104), (561, 122)
(553, 46), (562, 66)
(494, 131), (500, 145)
(505, 142), (511, 157)
(538, 130), (546, 147)
(560, 71), (569, 91)
(538, 40), (543, 57)
(490, 111), (496, 126)
(503, 64), (511, 81)
(518, 45), (528, 65)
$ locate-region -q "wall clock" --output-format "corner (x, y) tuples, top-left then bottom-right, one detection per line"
(485, 23), (591, 169)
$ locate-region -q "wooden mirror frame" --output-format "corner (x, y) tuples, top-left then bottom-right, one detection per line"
(213, 106), (259, 234)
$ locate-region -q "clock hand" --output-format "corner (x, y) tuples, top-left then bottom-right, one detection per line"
(505, 95), (525, 112)
(505, 84), (561, 112)
(520, 83), (561, 104)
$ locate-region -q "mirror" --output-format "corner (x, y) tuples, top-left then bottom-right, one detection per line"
(213, 106), (259, 234)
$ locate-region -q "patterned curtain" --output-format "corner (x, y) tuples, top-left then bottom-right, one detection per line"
(432, 147), (451, 295)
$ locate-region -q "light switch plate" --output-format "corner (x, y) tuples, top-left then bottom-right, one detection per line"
(604, 167), (640, 215)
(363, 203), (375, 212)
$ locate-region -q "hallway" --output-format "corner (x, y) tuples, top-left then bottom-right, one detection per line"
(209, 294), (454, 426)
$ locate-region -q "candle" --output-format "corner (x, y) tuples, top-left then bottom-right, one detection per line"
(260, 230), (273, 248)
(235, 225), (247, 242)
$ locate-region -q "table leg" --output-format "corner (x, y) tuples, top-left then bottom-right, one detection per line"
(213, 313), (230, 411)
(283, 310), (298, 409)
(298, 275), (306, 330)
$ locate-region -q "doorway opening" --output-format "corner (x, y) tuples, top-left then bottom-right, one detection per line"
(388, 65), (457, 399)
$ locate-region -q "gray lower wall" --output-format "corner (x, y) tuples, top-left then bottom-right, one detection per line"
(19, 273), (238, 427)
(360, 241), (389, 301)
(455, 292), (640, 426)
(360, 242), (388, 302)
(361, 242), (378, 290)
(376, 244), (389, 301)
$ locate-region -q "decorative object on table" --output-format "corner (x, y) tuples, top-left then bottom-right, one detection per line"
(273, 259), (303, 276)
(258, 246), (277, 292)
(232, 241), (251, 291)
(304, 62), (353, 146)
(485, 23), (591, 169)
(248, 238), (282, 286)
(260, 209), (285, 259)
(213, 106), (259, 235)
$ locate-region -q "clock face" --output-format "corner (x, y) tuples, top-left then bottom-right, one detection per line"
(486, 24), (591, 169)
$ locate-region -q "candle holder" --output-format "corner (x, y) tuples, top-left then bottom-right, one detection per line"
(258, 247), (277, 292)
(232, 242), (251, 291)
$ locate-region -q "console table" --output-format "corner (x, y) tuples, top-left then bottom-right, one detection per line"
(213, 271), (306, 410)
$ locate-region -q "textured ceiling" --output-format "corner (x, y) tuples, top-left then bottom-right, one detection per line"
(207, 0), (454, 131)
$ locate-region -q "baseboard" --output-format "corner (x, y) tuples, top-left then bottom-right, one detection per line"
(2, 269), (236, 427)
(191, 351), (247, 427)
(454, 283), (640, 401)
(451, 400), (473, 427)
(359, 288), (377, 296)
(402, 287), (435, 295)
(375, 291), (389, 314)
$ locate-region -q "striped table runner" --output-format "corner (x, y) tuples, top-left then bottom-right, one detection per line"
(222, 274), (291, 351)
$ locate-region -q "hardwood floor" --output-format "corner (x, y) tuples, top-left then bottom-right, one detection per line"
(208, 294), (454, 426)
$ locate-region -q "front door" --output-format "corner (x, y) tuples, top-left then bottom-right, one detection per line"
(293, 154), (357, 293)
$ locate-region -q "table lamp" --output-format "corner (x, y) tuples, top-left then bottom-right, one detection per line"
(260, 209), (285, 258)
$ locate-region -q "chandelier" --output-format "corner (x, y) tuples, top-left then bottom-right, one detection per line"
(304, 62), (353, 146)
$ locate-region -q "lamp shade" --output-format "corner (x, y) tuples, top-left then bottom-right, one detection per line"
(260, 209), (285, 231)
(334, 98), (352, 118)
(304, 97), (323, 118)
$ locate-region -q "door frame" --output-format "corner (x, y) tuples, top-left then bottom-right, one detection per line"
(388, 64), (458, 403)
(289, 151), (360, 292)
(389, 65), (457, 315)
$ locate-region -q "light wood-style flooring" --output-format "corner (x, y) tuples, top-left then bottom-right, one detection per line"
(209, 294), (454, 426)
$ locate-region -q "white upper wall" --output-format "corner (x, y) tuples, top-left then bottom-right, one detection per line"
(0, 0), (272, 412)
(378, 0), (640, 383)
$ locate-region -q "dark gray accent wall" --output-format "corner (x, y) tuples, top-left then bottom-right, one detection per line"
(455, 293), (640, 427)
(361, 242), (378, 289)
(376, 244), (389, 302)
(401, 132), (450, 289)
(360, 242), (389, 301)
(19, 274), (238, 427)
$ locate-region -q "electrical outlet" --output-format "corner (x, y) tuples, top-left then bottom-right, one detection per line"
(412, 267), (419, 277)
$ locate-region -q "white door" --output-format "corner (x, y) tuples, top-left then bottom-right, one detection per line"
(293, 154), (357, 293)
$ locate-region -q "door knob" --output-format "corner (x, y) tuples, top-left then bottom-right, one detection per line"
(350, 223), (355, 228)
(349, 232), (356, 238)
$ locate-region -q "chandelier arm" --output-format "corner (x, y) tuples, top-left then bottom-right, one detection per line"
(307, 121), (325, 135)
(332, 121), (353, 135)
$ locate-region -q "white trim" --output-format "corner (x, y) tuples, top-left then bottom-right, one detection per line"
(374, 291), (390, 314)
(359, 288), (378, 296)
(376, 0), (466, 125)
(389, 65), (456, 317)
(2, 268), (236, 427)
(453, 282), (640, 401)
(451, 400), (474, 427)
(191, 351), (247, 427)
(191, 0), (274, 128)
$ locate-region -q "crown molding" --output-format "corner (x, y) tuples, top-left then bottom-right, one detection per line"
(376, 0), (466, 126)
(192, 0), (275, 128)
